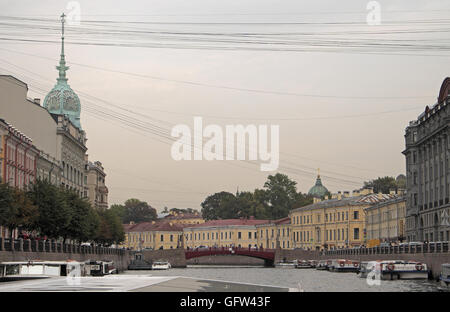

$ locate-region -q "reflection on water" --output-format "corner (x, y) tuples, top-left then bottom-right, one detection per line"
(124, 266), (448, 292)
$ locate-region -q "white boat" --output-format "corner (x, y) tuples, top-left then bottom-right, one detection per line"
(151, 261), (171, 270)
(316, 260), (328, 270)
(0, 260), (85, 280)
(295, 260), (313, 269)
(329, 259), (359, 272)
(275, 260), (296, 268)
(359, 260), (428, 280)
(440, 263), (450, 287)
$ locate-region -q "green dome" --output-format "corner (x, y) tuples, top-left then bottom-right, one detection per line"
(308, 175), (329, 198)
(43, 13), (81, 129)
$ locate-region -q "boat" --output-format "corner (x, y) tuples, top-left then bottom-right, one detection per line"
(439, 263), (450, 287)
(308, 260), (318, 268)
(85, 260), (117, 276)
(151, 261), (171, 270)
(0, 260), (85, 280)
(316, 260), (328, 270)
(358, 260), (428, 280)
(295, 260), (313, 269)
(275, 261), (296, 268)
(329, 259), (359, 272)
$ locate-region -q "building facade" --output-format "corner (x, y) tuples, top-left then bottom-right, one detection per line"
(289, 189), (399, 250)
(122, 221), (184, 250)
(256, 217), (292, 249)
(183, 218), (268, 249)
(365, 196), (406, 245)
(86, 160), (108, 209)
(403, 78), (450, 242)
(0, 119), (39, 189)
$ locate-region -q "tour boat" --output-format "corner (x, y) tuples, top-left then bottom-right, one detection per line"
(275, 260), (296, 268)
(308, 260), (318, 268)
(0, 260), (85, 280)
(151, 261), (171, 270)
(439, 263), (450, 287)
(316, 260), (328, 270)
(295, 260), (313, 269)
(329, 259), (359, 272)
(358, 260), (428, 280)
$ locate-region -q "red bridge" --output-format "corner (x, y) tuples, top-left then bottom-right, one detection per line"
(185, 247), (275, 265)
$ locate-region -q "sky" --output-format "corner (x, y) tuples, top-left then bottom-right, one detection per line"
(1, 0), (450, 211)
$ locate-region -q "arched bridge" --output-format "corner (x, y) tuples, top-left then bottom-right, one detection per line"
(185, 247), (275, 265)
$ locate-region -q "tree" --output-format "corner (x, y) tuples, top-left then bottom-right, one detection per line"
(62, 189), (98, 243)
(122, 199), (157, 223)
(363, 176), (399, 194)
(0, 183), (13, 228)
(28, 179), (70, 239)
(263, 173), (299, 219)
(95, 208), (124, 246)
(110, 204), (126, 221)
(201, 191), (236, 220)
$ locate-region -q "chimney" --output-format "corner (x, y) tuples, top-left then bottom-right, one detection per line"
(389, 189), (396, 195)
(337, 193), (342, 200)
(397, 188), (406, 196)
(343, 191), (350, 198)
(331, 193), (337, 199)
(313, 197), (321, 204)
(129, 221), (135, 225)
(377, 192), (383, 200)
(367, 187), (374, 194)
(324, 195), (329, 200)
(352, 189), (360, 197)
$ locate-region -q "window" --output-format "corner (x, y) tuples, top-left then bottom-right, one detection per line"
(325, 214), (328, 222)
(160, 234), (164, 242)
(248, 232), (251, 239)
(354, 228), (360, 240)
(353, 211), (359, 220)
(170, 235), (173, 242)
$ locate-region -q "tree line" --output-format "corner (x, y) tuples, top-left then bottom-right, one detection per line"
(0, 179), (124, 246)
(201, 173), (313, 220)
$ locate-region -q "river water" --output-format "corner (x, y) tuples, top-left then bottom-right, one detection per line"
(123, 265), (448, 292)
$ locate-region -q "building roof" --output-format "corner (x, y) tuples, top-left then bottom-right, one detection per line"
(164, 212), (202, 220)
(124, 220), (185, 233)
(290, 193), (400, 213)
(256, 217), (291, 227)
(184, 218), (270, 229)
(364, 196), (406, 212)
(308, 174), (329, 198)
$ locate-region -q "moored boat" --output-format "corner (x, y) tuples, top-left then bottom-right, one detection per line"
(0, 260), (85, 280)
(316, 260), (328, 270)
(329, 259), (359, 272)
(380, 260), (428, 280)
(275, 260), (296, 268)
(295, 260), (313, 269)
(151, 261), (171, 270)
(439, 263), (450, 287)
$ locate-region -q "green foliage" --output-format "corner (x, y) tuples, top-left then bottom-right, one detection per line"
(27, 179), (71, 239)
(95, 208), (125, 246)
(122, 198), (157, 223)
(363, 176), (401, 194)
(201, 173), (312, 220)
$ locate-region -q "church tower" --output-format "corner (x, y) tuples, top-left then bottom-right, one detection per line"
(43, 13), (82, 129)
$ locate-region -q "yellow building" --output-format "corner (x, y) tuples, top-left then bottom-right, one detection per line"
(183, 218), (268, 249)
(289, 189), (400, 250)
(256, 217), (292, 249)
(121, 221), (184, 250)
(163, 211), (205, 226)
(365, 196), (406, 244)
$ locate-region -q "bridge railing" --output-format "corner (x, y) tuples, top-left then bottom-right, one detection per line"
(0, 238), (126, 255)
(322, 241), (450, 256)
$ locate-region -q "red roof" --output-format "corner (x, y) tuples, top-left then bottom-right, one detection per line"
(185, 218), (270, 228)
(123, 221), (185, 232)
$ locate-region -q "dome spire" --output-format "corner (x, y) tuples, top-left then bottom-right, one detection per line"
(56, 13), (69, 84)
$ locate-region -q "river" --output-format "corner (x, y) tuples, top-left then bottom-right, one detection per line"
(123, 265), (448, 292)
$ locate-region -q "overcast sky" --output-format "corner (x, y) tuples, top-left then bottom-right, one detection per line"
(1, 0), (450, 211)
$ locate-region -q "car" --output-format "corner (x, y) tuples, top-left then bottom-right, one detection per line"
(408, 242), (423, 246)
(379, 242), (391, 247)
